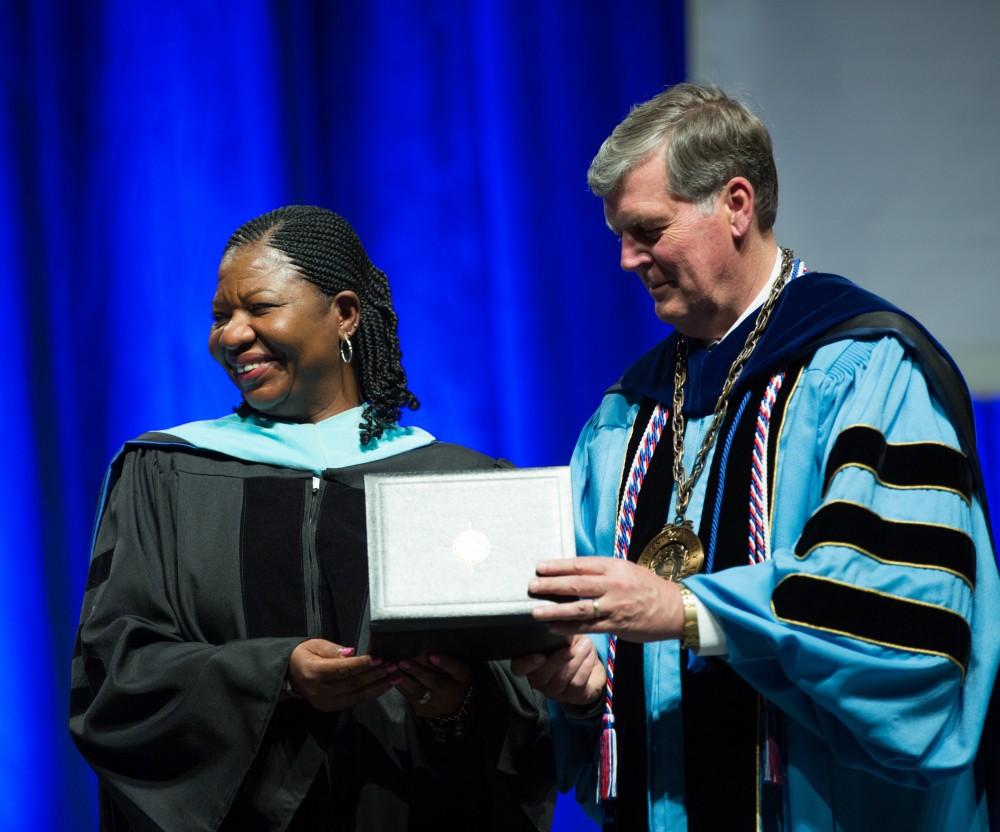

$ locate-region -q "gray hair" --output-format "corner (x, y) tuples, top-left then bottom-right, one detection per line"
(587, 83), (778, 230)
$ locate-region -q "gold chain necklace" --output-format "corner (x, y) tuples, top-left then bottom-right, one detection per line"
(637, 247), (795, 581)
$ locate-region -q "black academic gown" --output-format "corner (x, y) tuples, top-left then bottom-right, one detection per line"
(70, 438), (555, 831)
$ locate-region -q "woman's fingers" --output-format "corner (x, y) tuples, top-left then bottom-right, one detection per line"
(394, 654), (471, 718)
(310, 672), (400, 713)
(297, 654), (390, 689)
(425, 653), (470, 683)
(393, 674), (426, 701)
(289, 639), (410, 711)
(313, 655), (386, 679)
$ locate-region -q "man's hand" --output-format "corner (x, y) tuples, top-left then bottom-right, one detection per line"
(287, 639), (399, 712)
(528, 556), (684, 642)
(511, 634), (605, 706)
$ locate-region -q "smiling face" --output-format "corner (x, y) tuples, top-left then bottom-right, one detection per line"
(603, 148), (756, 341)
(209, 242), (360, 422)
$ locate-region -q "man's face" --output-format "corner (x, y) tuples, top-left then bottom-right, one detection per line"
(603, 149), (739, 340)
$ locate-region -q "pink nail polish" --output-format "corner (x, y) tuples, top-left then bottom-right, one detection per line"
(339, 647), (355, 657)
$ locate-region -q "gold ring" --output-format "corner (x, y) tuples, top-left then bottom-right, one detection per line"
(591, 598), (601, 619)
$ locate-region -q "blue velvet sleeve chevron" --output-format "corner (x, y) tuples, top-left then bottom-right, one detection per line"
(689, 335), (1000, 789)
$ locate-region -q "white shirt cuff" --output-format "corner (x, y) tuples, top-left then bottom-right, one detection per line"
(689, 594), (729, 656)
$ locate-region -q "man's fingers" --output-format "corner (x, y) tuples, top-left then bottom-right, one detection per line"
(570, 649), (598, 690)
(510, 653), (546, 676)
(535, 557), (609, 576)
(514, 636), (605, 706)
(524, 646), (575, 691)
(531, 595), (605, 623)
(528, 575), (604, 600)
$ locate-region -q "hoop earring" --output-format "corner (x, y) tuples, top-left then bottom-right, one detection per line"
(339, 336), (354, 365)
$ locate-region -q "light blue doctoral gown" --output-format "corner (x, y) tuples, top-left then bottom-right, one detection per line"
(557, 335), (999, 831)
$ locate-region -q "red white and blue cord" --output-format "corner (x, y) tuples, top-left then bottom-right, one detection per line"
(749, 371), (786, 564)
(599, 403), (668, 801)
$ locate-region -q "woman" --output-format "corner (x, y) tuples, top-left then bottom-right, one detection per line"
(69, 206), (555, 830)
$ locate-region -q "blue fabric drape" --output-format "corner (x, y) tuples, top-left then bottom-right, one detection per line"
(1, 2), (684, 829)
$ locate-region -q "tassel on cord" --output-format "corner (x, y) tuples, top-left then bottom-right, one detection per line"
(598, 712), (619, 800)
(762, 700), (784, 785)
(597, 633), (620, 801)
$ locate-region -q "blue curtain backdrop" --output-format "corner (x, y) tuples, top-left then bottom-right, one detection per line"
(2, 2), (996, 830)
(1, 2), (685, 829)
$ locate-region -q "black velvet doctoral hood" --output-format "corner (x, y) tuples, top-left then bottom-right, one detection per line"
(609, 272), (969, 419)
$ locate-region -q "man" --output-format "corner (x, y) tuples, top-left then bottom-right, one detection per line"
(511, 84), (999, 830)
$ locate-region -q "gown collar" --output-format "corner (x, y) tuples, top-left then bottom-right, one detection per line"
(164, 405), (435, 475)
(610, 270), (938, 417)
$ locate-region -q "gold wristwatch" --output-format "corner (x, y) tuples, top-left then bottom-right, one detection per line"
(678, 585), (700, 652)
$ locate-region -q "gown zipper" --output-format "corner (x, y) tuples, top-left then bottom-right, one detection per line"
(303, 476), (324, 635)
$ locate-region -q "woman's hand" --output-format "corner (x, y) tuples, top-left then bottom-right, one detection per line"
(528, 556), (685, 643)
(287, 639), (399, 712)
(394, 654), (472, 718)
(511, 634), (606, 706)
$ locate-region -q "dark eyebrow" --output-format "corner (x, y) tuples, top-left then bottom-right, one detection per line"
(630, 215), (669, 229)
(244, 287), (278, 299)
(210, 286), (278, 309)
(606, 212), (669, 235)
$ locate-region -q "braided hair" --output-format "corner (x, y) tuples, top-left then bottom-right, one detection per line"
(223, 205), (419, 445)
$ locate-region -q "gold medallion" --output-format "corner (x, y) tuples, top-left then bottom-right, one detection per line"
(636, 522), (705, 581)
